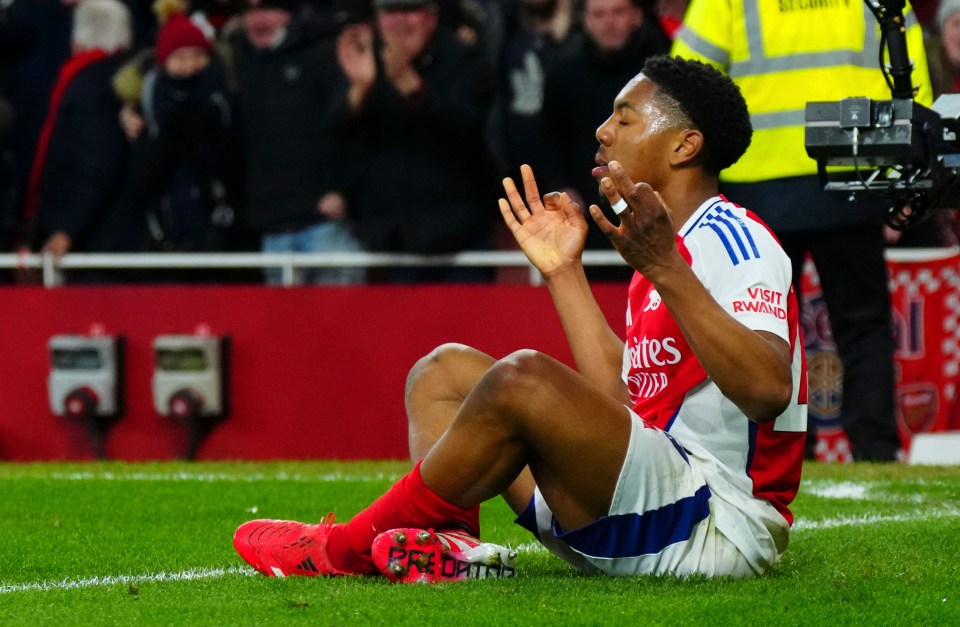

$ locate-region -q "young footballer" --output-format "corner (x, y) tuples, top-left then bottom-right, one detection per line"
(234, 55), (807, 582)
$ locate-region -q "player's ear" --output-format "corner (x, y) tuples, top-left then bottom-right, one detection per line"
(671, 128), (705, 166)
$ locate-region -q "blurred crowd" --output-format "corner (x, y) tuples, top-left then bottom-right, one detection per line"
(0, 0), (956, 285)
(0, 0), (687, 283)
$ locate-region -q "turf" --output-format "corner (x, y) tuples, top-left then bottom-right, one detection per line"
(1, 461), (958, 626)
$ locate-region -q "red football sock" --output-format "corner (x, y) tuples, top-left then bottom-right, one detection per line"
(326, 460), (480, 572)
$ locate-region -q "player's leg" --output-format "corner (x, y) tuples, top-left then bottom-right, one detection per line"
(404, 343), (497, 462)
(404, 343), (535, 513)
(339, 348), (630, 581)
(234, 349), (629, 578)
(419, 348), (633, 532)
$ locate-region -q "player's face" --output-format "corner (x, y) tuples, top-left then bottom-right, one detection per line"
(593, 75), (677, 193)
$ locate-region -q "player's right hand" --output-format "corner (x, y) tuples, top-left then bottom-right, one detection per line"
(498, 164), (588, 278)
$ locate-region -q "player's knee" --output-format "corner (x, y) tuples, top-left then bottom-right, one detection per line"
(480, 350), (553, 408)
(500, 349), (553, 375)
(405, 343), (474, 399)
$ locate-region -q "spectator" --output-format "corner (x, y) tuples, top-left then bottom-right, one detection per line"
(0, 0), (78, 242)
(301, 0), (370, 33)
(655, 0), (686, 38)
(539, 0), (671, 279)
(335, 0), (498, 282)
(928, 0), (960, 98)
(492, 0), (576, 177)
(189, 0), (247, 32)
(484, 0), (577, 283)
(115, 6), (244, 260)
(228, 0), (365, 285)
(24, 0), (145, 269)
(672, 0), (933, 461)
(909, 0), (960, 247)
(0, 96), (16, 262)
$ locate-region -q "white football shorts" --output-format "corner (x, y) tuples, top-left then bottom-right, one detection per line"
(514, 409), (770, 578)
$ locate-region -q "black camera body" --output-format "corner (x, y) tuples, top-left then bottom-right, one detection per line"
(803, 0), (960, 229)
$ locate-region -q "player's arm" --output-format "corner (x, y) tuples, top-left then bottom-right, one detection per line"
(500, 166), (628, 402)
(651, 269), (791, 424)
(591, 163), (791, 423)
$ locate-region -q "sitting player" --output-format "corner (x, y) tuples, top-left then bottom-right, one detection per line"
(233, 55), (807, 582)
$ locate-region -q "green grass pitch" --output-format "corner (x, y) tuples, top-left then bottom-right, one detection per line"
(1, 461), (958, 625)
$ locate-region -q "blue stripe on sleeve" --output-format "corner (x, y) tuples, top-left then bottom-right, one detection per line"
(720, 207), (761, 258)
(705, 222), (740, 265)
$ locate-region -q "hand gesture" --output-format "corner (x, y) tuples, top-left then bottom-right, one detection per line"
(499, 164), (588, 277)
(379, 29), (425, 96)
(589, 160), (681, 279)
(337, 23), (377, 89)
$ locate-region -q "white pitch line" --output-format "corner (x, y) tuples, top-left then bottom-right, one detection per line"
(802, 481), (870, 500)
(0, 565), (255, 595)
(3, 508), (957, 594)
(31, 471), (404, 483)
(793, 507), (960, 532)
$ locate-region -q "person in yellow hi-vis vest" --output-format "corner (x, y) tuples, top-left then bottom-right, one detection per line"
(672, 0), (934, 461)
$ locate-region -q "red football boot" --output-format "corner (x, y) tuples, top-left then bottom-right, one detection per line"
(233, 514), (353, 578)
(371, 528), (517, 584)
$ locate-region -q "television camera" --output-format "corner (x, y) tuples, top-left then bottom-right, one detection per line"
(805, 0), (960, 230)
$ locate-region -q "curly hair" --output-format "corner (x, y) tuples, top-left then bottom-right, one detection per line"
(641, 55), (752, 176)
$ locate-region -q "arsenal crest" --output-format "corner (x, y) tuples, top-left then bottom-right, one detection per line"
(897, 384), (939, 435)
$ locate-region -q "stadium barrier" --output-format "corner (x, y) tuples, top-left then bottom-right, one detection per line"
(0, 251), (626, 287)
(0, 249), (956, 461)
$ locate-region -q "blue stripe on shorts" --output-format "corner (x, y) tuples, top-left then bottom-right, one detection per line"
(515, 483), (713, 559)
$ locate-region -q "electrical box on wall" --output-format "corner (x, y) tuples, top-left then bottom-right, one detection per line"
(152, 333), (229, 459)
(48, 335), (122, 418)
(47, 334), (124, 458)
(152, 335), (228, 419)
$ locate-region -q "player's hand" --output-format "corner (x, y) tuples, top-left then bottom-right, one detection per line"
(589, 160), (681, 279)
(499, 164), (588, 277)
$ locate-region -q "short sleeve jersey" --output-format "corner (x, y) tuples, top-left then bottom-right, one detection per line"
(621, 195), (807, 527)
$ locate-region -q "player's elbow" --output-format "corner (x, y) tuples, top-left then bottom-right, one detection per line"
(746, 379), (792, 424)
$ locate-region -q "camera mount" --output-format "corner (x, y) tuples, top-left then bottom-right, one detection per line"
(804, 0), (960, 229)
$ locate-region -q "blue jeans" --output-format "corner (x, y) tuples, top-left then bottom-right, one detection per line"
(262, 221), (365, 285)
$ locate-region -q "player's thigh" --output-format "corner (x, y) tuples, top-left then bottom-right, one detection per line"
(487, 350), (635, 530)
(520, 412), (720, 576)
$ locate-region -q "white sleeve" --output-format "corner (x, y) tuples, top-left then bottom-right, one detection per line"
(686, 224), (793, 342)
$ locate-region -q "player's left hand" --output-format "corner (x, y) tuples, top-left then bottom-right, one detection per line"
(589, 160), (681, 280)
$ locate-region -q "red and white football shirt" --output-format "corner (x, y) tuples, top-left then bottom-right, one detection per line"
(621, 195), (807, 561)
